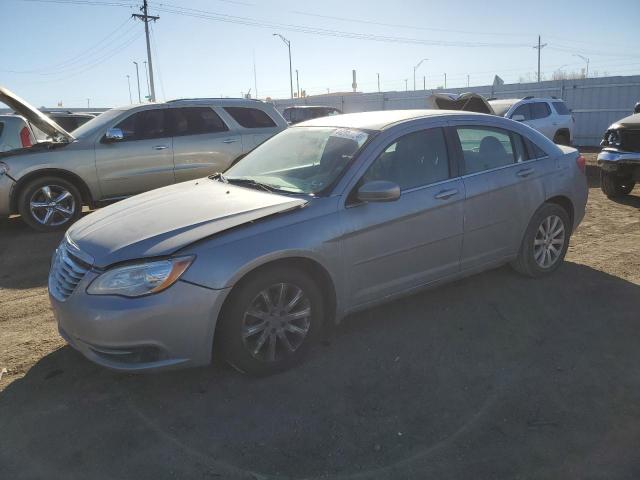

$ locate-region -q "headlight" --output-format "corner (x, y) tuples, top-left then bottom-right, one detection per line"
(606, 130), (621, 147)
(87, 256), (194, 297)
(0, 162), (8, 176)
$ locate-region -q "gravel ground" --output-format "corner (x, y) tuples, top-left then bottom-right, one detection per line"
(0, 163), (639, 479)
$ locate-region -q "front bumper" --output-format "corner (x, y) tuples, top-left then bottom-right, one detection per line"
(50, 270), (230, 372)
(597, 149), (640, 172)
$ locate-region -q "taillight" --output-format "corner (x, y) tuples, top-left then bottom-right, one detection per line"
(20, 127), (32, 148)
(576, 154), (586, 173)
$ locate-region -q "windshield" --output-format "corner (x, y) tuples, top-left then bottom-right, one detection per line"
(225, 126), (370, 194)
(488, 100), (516, 116)
(71, 109), (124, 139)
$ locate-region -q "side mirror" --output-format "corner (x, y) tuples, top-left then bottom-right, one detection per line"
(104, 128), (124, 142)
(512, 114), (525, 122)
(357, 180), (401, 203)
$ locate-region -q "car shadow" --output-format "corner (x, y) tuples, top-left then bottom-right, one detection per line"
(1, 262), (639, 480)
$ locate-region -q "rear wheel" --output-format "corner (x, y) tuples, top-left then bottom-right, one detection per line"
(600, 170), (635, 197)
(511, 203), (570, 278)
(17, 176), (82, 232)
(218, 266), (324, 376)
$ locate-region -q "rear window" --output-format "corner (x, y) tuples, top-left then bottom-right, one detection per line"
(224, 107), (276, 128)
(526, 139), (548, 159)
(552, 101), (570, 115)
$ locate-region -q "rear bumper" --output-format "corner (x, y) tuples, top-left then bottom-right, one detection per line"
(50, 271), (230, 372)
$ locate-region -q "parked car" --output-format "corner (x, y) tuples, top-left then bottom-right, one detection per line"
(0, 86), (288, 231)
(597, 112), (640, 197)
(0, 114), (42, 151)
(43, 110), (95, 133)
(48, 109), (588, 375)
(282, 105), (342, 124)
(426, 93), (574, 145)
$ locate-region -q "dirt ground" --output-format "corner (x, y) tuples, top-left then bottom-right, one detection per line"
(0, 161), (639, 479)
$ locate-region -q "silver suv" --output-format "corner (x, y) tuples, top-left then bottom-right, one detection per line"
(0, 86), (287, 231)
(489, 97), (574, 145)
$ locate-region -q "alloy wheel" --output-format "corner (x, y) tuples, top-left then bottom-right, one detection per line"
(241, 282), (311, 363)
(29, 185), (76, 227)
(533, 214), (565, 268)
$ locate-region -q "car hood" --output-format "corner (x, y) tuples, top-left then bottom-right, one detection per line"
(425, 92), (495, 114)
(67, 179), (308, 268)
(0, 85), (74, 142)
(610, 113), (640, 129)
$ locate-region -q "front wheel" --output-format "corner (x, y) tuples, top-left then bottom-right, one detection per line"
(600, 170), (635, 197)
(218, 266), (324, 376)
(511, 203), (571, 278)
(17, 176), (82, 232)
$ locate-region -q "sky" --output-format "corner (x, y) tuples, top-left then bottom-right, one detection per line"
(1, 0), (639, 107)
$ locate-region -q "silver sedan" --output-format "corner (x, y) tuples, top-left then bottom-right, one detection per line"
(48, 110), (588, 375)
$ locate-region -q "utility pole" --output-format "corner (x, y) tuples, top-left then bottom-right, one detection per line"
(133, 61), (141, 103)
(377, 73), (380, 93)
(126, 74), (132, 104)
(87, 98), (90, 108)
(404, 79), (408, 91)
(423, 76), (426, 90)
(467, 75), (470, 88)
(143, 60), (150, 100)
(533, 35), (547, 83)
(273, 33), (293, 99)
(132, 0), (159, 102)
(413, 58), (428, 91)
(444, 73), (447, 89)
(296, 69), (300, 98)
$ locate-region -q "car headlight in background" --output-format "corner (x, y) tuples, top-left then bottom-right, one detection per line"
(87, 256), (194, 297)
(604, 130), (621, 147)
(0, 162), (9, 176)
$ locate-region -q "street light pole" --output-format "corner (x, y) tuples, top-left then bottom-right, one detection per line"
(413, 58), (428, 91)
(133, 61), (141, 103)
(296, 69), (300, 98)
(573, 54), (590, 78)
(273, 33), (293, 99)
(404, 79), (408, 91)
(143, 60), (151, 100)
(126, 75), (132, 104)
(377, 73), (380, 93)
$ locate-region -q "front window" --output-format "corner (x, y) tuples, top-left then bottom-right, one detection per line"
(225, 126), (370, 194)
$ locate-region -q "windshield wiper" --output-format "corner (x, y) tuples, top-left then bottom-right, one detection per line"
(225, 177), (276, 193)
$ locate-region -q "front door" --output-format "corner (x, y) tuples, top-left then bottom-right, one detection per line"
(340, 126), (464, 307)
(95, 108), (175, 199)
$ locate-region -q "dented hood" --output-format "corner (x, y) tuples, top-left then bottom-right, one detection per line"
(67, 179), (307, 268)
(0, 85), (75, 142)
(610, 113), (640, 129)
(425, 92), (495, 115)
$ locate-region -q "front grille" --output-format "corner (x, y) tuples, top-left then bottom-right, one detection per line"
(620, 129), (640, 152)
(48, 241), (91, 301)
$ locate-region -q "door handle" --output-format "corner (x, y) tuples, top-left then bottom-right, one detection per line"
(223, 138), (238, 144)
(153, 145), (169, 150)
(517, 168), (535, 178)
(434, 188), (458, 200)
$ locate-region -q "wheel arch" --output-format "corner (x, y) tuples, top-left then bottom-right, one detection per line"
(10, 168), (94, 214)
(553, 128), (571, 144)
(545, 195), (574, 231)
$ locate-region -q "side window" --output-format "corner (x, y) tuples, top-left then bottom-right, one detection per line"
(552, 101), (570, 115)
(456, 127), (516, 174)
(114, 109), (168, 141)
(362, 128), (450, 191)
(511, 103), (531, 120)
(530, 102), (551, 119)
(169, 107), (228, 136)
(526, 139), (548, 159)
(223, 107), (277, 128)
(511, 132), (529, 163)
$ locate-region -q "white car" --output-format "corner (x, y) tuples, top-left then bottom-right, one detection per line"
(0, 114), (41, 152)
(426, 93), (574, 145)
(489, 97), (574, 145)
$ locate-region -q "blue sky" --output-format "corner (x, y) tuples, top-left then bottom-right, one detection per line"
(1, 0), (639, 107)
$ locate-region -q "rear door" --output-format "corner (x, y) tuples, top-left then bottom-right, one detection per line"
(170, 106), (242, 181)
(340, 125), (464, 307)
(94, 108), (175, 198)
(453, 123), (546, 270)
(223, 106), (280, 151)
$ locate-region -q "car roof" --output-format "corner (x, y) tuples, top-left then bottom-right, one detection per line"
(108, 98), (274, 112)
(284, 105), (339, 110)
(0, 114), (27, 123)
(295, 109), (488, 130)
(489, 97), (564, 104)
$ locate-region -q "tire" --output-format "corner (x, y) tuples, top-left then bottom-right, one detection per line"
(554, 131), (570, 146)
(511, 203), (571, 278)
(600, 170), (635, 197)
(17, 176), (83, 232)
(218, 266), (324, 376)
